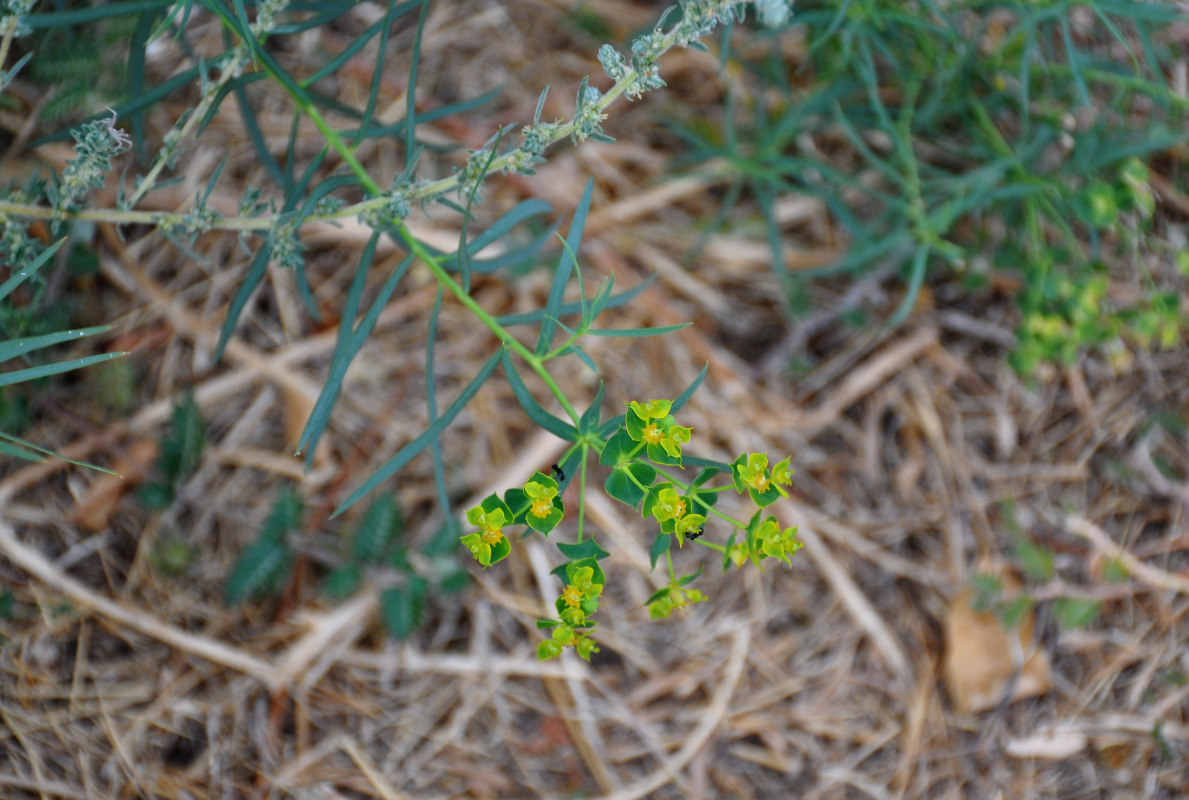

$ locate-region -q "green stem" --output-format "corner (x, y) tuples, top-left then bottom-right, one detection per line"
(576, 443), (589, 544)
(0, 17), (18, 74)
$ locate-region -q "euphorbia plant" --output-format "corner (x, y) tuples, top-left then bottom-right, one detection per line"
(461, 393), (803, 661)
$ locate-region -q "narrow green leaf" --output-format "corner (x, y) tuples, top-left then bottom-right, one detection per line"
(499, 349), (578, 440)
(0, 239), (65, 303)
(215, 241), (272, 362)
(355, 0), (398, 147)
(295, 240), (400, 461)
(0, 352), (124, 389)
(536, 178), (594, 356)
(0, 326), (112, 364)
(334, 351), (501, 516)
(671, 363), (708, 414)
(649, 532), (670, 570)
(579, 382), (604, 434)
(406, 0), (430, 165)
(26, 1), (173, 27)
(0, 436), (45, 462)
(233, 84), (284, 186)
(586, 322), (691, 338)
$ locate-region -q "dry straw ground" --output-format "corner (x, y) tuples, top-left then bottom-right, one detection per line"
(1, 2), (1188, 798)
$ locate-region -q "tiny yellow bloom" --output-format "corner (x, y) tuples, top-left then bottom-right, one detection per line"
(530, 498), (553, 518)
(642, 423), (664, 444)
(561, 584), (584, 608)
(480, 528), (504, 546)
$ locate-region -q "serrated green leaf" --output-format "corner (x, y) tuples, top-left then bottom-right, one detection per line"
(351, 494), (403, 563)
(996, 595), (1034, 630)
(381, 578), (426, 639)
(325, 564), (363, 599)
(1015, 538), (1054, 582)
(225, 533), (292, 606)
(1052, 597), (1100, 629)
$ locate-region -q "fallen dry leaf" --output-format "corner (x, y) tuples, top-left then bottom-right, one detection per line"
(943, 583), (1052, 714)
(68, 438), (159, 531)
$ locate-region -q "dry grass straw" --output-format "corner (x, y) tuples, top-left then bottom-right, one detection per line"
(1, 2), (1187, 797)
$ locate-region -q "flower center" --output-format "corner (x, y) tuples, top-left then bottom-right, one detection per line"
(531, 499), (552, 518)
(642, 423), (664, 444)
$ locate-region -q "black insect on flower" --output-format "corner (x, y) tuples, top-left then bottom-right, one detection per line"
(550, 463), (565, 482)
(684, 528), (704, 541)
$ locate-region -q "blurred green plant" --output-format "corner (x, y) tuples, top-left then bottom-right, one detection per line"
(670, 0), (1188, 374)
(138, 391), (206, 508)
(0, 237), (124, 467)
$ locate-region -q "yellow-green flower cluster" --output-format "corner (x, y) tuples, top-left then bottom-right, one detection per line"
(539, 565), (603, 661)
(754, 517), (802, 565)
(648, 585), (706, 619)
(460, 503), (510, 567)
(626, 399), (692, 462)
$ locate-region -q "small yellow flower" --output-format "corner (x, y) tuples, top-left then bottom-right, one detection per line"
(480, 528), (504, 545)
(530, 498), (552, 518)
(561, 584), (583, 608)
(642, 423), (664, 444)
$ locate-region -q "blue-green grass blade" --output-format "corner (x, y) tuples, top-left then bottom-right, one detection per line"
(128, 7), (167, 163)
(352, 87), (502, 140)
(233, 84), (284, 186)
(497, 274), (652, 326)
(296, 250), (412, 462)
(294, 172), (362, 226)
(26, 1), (171, 27)
(441, 197), (551, 265)
(579, 381), (605, 434)
(558, 344), (598, 375)
(1060, 17), (1091, 107)
(0, 352), (124, 389)
(200, 156), (227, 208)
(0, 326), (112, 363)
(0, 437), (44, 462)
(831, 101), (908, 192)
(586, 322), (690, 338)
(458, 132), (503, 294)
(0, 239), (65, 302)
(355, 0), (397, 147)
(672, 363), (708, 414)
(426, 287), (453, 525)
(272, 1), (385, 33)
(500, 348), (579, 439)
(536, 179), (593, 356)
(333, 351), (501, 516)
(0, 430), (120, 473)
(889, 244), (929, 327)
(215, 241), (272, 362)
(301, 18), (385, 88)
(406, 0), (430, 161)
